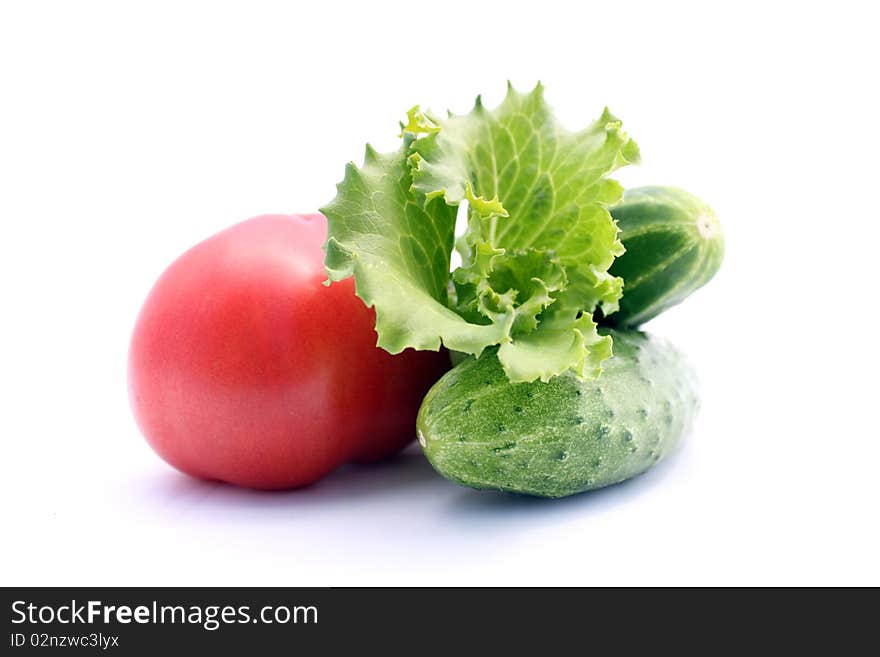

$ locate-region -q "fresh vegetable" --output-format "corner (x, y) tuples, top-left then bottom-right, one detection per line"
(128, 214), (449, 490)
(601, 186), (724, 327)
(129, 84), (721, 498)
(322, 83), (640, 384)
(417, 330), (698, 498)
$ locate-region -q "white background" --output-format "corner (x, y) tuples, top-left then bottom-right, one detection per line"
(2, 1), (878, 586)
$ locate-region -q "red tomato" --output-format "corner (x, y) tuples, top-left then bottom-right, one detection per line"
(128, 214), (449, 489)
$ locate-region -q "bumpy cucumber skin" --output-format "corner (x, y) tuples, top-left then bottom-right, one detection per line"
(604, 186), (724, 328)
(417, 330), (698, 498)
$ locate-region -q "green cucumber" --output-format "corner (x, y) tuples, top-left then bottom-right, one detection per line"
(417, 330), (698, 498)
(603, 186), (724, 327)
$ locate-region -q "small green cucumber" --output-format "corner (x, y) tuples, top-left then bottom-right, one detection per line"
(603, 186), (724, 327)
(417, 330), (698, 498)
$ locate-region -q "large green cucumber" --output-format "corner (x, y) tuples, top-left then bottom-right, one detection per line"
(417, 330), (698, 498)
(603, 186), (724, 327)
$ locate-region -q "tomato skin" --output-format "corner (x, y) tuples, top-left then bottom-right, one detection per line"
(128, 214), (448, 489)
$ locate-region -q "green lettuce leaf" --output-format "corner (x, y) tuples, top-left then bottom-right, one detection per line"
(322, 83), (639, 382)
